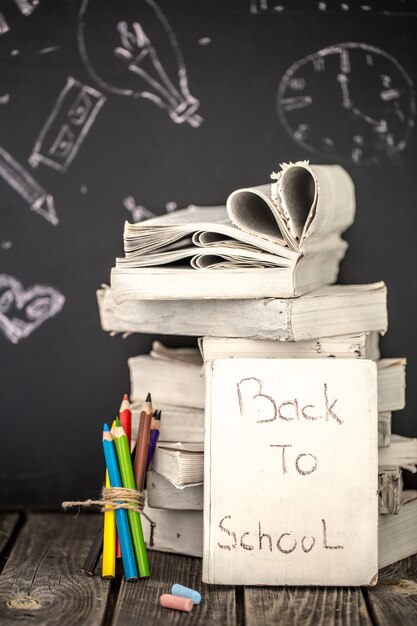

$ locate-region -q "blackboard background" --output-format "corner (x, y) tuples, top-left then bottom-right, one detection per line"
(0, 0), (416, 507)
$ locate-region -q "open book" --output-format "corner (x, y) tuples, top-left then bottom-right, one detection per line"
(111, 161), (355, 299)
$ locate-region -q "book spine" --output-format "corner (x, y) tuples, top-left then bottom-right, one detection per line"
(378, 470), (402, 515)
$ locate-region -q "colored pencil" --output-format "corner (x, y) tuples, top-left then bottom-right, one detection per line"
(146, 410), (161, 471)
(82, 524), (103, 576)
(102, 424), (138, 581)
(119, 393), (132, 446)
(102, 470), (116, 578)
(133, 393), (153, 491)
(109, 417), (121, 560)
(118, 396), (131, 560)
(113, 419), (150, 578)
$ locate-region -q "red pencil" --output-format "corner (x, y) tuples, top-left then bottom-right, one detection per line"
(116, 393), (132, 559)
(119, 393), (132, 447)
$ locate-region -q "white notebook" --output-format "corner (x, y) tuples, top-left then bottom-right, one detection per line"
(203, 358), (378, 586)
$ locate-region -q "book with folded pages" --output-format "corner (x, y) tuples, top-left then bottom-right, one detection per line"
(111, 161), (356, 299)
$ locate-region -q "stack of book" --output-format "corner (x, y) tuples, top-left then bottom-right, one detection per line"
(98, 160), (416, 569)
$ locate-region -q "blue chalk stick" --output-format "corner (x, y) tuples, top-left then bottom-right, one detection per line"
(171, 583), (201, 605)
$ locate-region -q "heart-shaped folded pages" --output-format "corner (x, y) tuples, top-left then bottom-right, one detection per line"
(226, 161), (355, 251)
(0, 274), (65, 344)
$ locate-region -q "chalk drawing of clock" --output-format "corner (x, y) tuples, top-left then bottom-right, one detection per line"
(277, 43), (415, 164)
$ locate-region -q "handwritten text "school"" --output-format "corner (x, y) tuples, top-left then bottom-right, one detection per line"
(217, 515), (344, 554)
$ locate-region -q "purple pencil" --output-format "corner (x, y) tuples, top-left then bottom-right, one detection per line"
(146, 410), (161, 471)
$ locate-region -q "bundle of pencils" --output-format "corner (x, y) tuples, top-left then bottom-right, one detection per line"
(82, 393), (160, 580)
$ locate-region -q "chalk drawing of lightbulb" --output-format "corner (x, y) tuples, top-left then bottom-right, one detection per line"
(78, 0), (202, 127)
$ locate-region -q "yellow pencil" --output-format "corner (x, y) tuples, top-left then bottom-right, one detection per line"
(102, 470), (116, 578)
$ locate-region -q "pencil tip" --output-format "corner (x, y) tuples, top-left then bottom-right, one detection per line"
(103, 423), (110, 432)
(115, 417), (121, 427)
(146, 392), (152, 402)
(123, 393), (129, 401)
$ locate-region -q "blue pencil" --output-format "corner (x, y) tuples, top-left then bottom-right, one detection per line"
(102, 423), (138, 581)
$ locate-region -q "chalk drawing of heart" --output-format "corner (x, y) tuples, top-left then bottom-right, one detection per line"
(0, 274), (65, 344)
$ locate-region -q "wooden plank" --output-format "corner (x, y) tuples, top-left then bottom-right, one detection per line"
(244, 587), (372, 626)
(0, 514), (20, 560)
(365, 555), (417, 626)
(0, 513), (111, 626)
(112, 551), (237, 625)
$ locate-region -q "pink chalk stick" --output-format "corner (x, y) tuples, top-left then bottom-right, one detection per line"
(160, 594), (193, 612)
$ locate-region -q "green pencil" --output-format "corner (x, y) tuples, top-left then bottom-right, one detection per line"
(113, 418), (150, 578)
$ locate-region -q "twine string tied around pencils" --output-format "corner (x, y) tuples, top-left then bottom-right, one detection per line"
(62, 486), (145, 513)
(62, 486), (156, 544)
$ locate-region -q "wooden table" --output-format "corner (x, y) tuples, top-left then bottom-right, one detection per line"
(0, 513), (416, 625)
